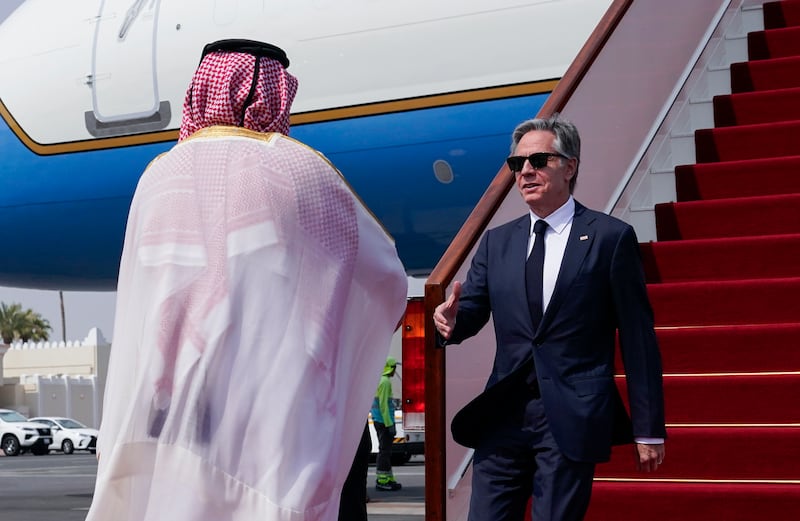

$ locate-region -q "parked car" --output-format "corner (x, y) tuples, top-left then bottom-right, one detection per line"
(28, 417), (98, 455)
(0, 408), (52, 456)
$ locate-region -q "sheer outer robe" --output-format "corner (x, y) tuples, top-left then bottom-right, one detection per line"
(87, 128), (407, 521)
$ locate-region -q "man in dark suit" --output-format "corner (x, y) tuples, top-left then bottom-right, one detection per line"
(433, 114), (666, 521)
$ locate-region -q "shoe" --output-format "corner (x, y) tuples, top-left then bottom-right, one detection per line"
(375, 481), (402, 491)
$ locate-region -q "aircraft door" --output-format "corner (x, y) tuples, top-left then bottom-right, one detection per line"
(86, 0), (170, 137)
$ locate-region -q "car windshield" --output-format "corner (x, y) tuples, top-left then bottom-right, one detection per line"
(58, 419), (86, 429)
(0, 410), (28, 422)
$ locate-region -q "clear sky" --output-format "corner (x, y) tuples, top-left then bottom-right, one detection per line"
(0, 287), (117, 343)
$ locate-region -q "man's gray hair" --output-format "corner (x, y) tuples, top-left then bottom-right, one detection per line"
(510, 113), (581, 193)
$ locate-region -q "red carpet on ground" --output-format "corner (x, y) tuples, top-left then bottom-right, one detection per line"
(585, 1), (800, 518)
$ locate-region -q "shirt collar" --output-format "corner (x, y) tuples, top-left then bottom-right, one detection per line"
(529, 196), (575, 237)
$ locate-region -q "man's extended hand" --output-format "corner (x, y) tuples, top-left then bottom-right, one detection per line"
(433, 281), (462, 339)
(635, 443), (665, 473)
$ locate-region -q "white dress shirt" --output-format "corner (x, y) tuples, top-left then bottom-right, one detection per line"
(527, 197), (574, 314)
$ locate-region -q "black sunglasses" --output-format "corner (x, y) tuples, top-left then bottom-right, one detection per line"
(506, 152), (567, 172)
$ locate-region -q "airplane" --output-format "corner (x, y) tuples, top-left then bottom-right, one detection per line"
(0, 0), (612, 290)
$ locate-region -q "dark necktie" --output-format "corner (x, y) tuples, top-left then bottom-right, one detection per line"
(526, 219), (548, 330)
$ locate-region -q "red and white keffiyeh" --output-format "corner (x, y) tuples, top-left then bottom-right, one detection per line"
(179, 50), (298, 140)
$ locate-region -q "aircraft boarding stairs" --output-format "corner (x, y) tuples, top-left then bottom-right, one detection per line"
(425, 0), (800, 519)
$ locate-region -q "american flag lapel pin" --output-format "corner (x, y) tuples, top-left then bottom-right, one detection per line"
(580, 235), (589, 241)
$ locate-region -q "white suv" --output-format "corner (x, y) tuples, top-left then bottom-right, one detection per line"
(0, 408), (52, 456)
(29, 417), (98, 455)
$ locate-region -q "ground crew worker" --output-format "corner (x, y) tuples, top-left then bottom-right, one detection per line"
(371, 356), (402, 491)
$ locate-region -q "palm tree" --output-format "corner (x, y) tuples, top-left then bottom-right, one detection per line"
(0, 302), (52, 344)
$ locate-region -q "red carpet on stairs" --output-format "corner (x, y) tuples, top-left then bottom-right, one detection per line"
(646, 324), (800, 373)
(598, 426), (800, 480)
(640, 234), (800, 281)
(694, 119), (800, 162)
(617, 375), (800, 423)
(730, 55), (800, 91)
(586, 1), (800, 518)
(590, 482), (800, 520)
(674, 155), (800, 200)
(764, 0), (800, 27)
(713, 86), (800, 125)
(654, 193), (800, 240)
(647, 277), (800, 326)
(748, 25), (800, 58)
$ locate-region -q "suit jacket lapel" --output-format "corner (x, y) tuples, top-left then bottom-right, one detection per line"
(536, 202), (595, 337)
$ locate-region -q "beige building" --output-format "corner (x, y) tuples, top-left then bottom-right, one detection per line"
(0, 328), (110, 428)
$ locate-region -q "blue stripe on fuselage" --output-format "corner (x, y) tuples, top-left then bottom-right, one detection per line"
(0, 93), (546, 289)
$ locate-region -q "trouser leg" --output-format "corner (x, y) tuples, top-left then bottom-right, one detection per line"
(469, 441), (535, 521)
(374, 422), (394, 479)
(468, 397), (595, 521)
(338, 423), (371, 521)
(527, 399), (595, 521)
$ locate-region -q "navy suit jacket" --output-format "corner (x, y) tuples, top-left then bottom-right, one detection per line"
(447, 201), (666, 462)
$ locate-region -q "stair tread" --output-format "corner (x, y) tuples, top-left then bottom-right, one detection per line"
(588, 481), (800, 521)
(749, 25), (800, 60)
(731, 55), (800, 92)
(640, 233), (800, 282)
(695, 119), (800, 162)
(596, 426), (800, 481)
(674, 154), (800, 200)
(713, 86), (800, 126)
(647, 276), (800, 327)
(655, 193), (800, 241)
